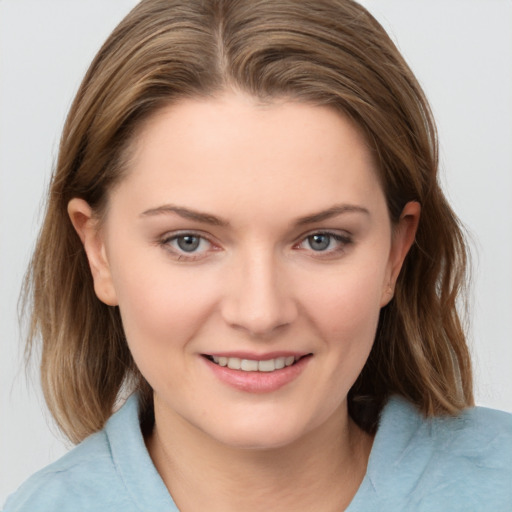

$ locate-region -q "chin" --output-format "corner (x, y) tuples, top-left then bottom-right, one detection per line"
(203, 412), (316, 452)
(217, 430), (302, 452)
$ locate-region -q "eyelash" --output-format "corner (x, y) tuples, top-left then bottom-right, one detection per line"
(159, 231), (216, 261)
(158, 230), (353, 261)
(294, 231), (353, 257)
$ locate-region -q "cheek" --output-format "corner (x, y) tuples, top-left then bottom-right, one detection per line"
(295, 266), (386, 425)
(108, 247), (220, 354)
(300, 262), (386, 341)
(111, 262), (222, 394)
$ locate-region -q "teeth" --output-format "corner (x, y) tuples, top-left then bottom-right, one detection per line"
(227, 357), (241, 370)
(274, 357), (285, 370)
(241, 359), (259, 371)
(258, 359), (275, 372)
(210, 355), (298, 372)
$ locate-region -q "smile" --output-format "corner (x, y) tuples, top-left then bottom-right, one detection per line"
(206, 355), (299, 372)
(202, 353), (312, 392)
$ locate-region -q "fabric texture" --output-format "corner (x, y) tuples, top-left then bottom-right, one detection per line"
(3, 394), (512, 511)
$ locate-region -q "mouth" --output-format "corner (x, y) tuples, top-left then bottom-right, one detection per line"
(202, 354), (311, 373)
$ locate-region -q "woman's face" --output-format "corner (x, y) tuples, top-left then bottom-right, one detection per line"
(71, 92), (418, 449)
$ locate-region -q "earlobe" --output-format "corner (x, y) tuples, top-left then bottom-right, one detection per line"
(67, 198), (118, 306)
(381, 201), (421, 306)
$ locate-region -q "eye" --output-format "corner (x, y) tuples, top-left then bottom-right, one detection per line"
(175, 235), (202, 252)
(296, 231), (352, 255)
(307, 233), (332, 251)
(160, 232), (215, 260)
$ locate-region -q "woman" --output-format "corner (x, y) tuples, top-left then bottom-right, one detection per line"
(4, 0), (511, 510)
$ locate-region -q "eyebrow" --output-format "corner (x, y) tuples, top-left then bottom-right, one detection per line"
(295, 204), (370, 225)
(140, 203), (369, 227)
(140, 204), (229, 226)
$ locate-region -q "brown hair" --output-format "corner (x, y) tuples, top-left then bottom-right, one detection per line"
(23, 0), (473, 443)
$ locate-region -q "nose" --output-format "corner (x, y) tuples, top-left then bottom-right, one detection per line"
(221, 251), (298, 337)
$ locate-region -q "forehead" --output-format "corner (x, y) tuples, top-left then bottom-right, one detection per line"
(113, 92), (385, 221)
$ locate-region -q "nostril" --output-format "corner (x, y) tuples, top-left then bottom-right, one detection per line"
(220, 266), (298, 336)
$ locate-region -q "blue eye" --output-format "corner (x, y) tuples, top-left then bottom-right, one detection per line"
(297, 231), (352, 255)
(160, 233), (213, 259)
(176, 235), (201, 252)
(307, 233), (332, 251)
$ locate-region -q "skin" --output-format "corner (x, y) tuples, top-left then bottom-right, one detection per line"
(69, 92), (420, 511)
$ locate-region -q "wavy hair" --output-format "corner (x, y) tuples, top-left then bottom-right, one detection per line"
(23, 0), (472, 443)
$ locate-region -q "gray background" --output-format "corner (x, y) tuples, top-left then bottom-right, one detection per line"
(1, 0), (511, 503)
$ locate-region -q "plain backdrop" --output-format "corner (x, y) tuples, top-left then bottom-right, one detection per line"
(1, 0), (511, 504)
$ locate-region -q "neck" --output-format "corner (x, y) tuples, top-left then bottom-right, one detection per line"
(146, 396), (373, 512)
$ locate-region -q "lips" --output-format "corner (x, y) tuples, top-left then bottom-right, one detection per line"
(202, 353), (312, 392)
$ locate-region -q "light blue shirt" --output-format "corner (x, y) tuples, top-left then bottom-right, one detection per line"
(4, 394), (512, 511)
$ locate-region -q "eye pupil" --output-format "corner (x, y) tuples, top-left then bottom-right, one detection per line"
(177, 235), (200, 252)
(308, 234), (330, 251)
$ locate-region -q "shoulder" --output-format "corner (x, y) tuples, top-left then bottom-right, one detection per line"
(391, 397), (512, 465)
(431, 401), (512, 459)
(2, 398), (141, 512)
(361, 396), (512, 511)
(384, 395), (512, 455)
(2, 431), (132, 511)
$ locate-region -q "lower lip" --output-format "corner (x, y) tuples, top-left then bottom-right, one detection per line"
(203, 356), (311, 393)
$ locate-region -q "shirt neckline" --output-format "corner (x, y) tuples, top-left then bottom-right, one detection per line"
(106, 394), (420, 511)
(105, 394), (179, 511)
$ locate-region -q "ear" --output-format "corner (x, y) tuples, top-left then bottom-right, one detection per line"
(380, 201), (421, 306)
(67, 198), (118, 306)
